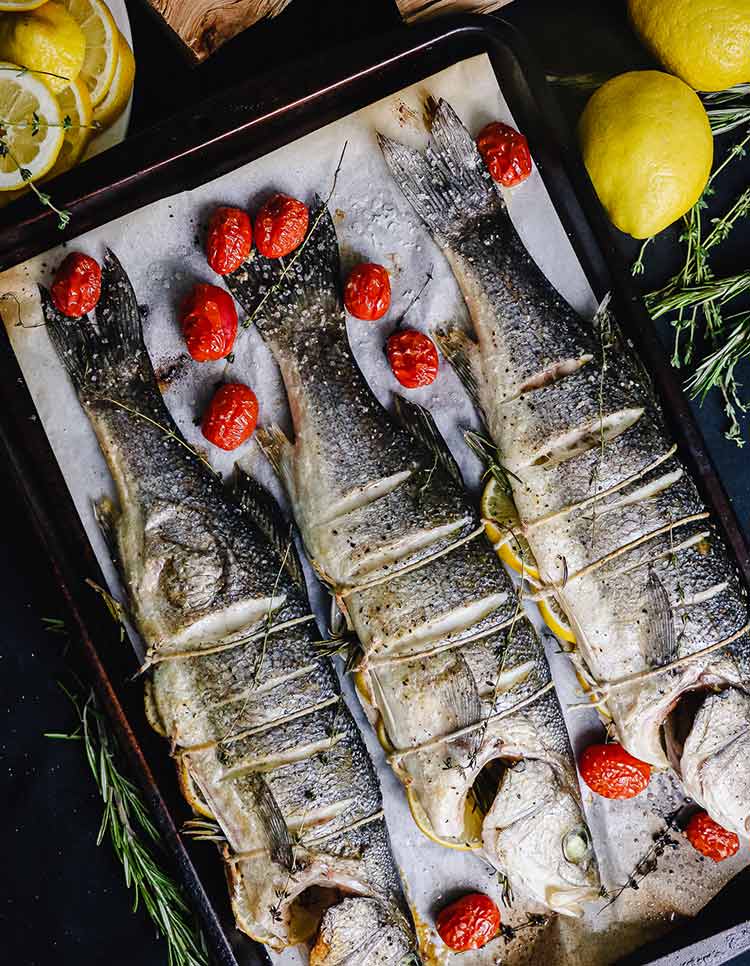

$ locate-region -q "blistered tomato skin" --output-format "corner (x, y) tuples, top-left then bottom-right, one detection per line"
(344, 263), (391, 321)
(436, 893), (500, 952)
(51, 252), (102, 318)
(387, 329), (439, 388)
(579, 742), (651, 799)
(206, 206), (252, 275)
(476, 122), (532, 187)
(254, 193), (309, 258)
(180, 284), (238, 362)
(685, 811), (739, 862)
(201, 383), (258, 451)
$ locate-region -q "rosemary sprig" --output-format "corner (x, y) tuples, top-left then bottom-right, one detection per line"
(646, 271), (750, 321)
(242, 141), (348, 328)
(464, 429), (521, 494)
(48, 687), (210, 966)
(685, 312), (750, 444)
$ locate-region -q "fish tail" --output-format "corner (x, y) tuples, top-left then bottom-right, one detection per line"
(41, 249), (149, 397)
(379, 98), (502, 240)
(225, 195), (342, 347)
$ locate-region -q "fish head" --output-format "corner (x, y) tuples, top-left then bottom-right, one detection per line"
(482, 758), (599, 916)
(310, 896), (419, 966)
(666, 686), (750, 838)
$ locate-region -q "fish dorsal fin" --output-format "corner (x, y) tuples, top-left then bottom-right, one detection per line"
(434, 326), (482, 408)
(244, 771), (294, 870)
(393, 395), (463, 488)
(233, 470), (305, 591)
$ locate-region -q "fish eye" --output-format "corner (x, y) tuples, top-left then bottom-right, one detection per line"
(562, 825), (592, 865)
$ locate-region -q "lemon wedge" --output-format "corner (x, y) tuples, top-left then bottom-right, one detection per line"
(61, 0), (118, 107)
(93, 30), (133, 130)
(480, 477), (578, 646)
(0, 2), (85, 92)
(481, 476), (540, 581)
(43, 77), (92, 180)
(0, 61), (63, 189)
(538, 596), (577, 646)
(354, 669), (483, 850)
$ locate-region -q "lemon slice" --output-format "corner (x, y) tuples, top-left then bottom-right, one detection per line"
(93, 30), (133, 130)
(0, 1), (47, 9)
(481, 477), (540, 580)
(538, 596), (577, 646)
(61, 0), (118, 107)
(0, 62), (63, 189)
(0, 3), (85, 92)
(42, 77), (92, 180)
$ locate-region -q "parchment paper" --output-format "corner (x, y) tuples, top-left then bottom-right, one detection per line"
(1, 54), (747, 966)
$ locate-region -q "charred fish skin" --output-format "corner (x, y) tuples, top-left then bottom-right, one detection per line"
(226, 202), (600, 916)
(41, 252), (418, 960)
(381, 100), (750, 838)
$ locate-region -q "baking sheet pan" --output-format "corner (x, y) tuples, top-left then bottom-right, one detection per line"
(1, 15), (749, 966)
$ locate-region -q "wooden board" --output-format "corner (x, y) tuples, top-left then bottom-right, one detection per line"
(396, 0), (514, 23)
(146, 0), (293, 60)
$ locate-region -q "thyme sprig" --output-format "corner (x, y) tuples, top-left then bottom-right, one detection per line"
(47, 687), (210, 966)
(0, 136), (70, 227)
(599, 813), (681, 911)
(242, 141), (348, 328)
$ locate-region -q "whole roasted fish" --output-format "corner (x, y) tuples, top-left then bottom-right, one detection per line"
(41, 251), (418, 963)
(226, 200), (600, 916)
(381, 100), (750, 838)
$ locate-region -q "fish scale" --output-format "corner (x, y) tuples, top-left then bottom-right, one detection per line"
(226, 198), (600, 917)
(41, 251), (418, 962)
(381, 98), (750, 840)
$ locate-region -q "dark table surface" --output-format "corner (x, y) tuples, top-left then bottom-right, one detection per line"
(3, 1), (750, 964)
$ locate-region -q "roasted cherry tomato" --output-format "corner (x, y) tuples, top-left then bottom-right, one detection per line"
(387, 329), (439, 388)
(51, 252), (102, 318)
(344, 262), (391, 321)
(206, 206), (252, 275)
(579, 742), (651, 800)
(201, 383), (258, 451)
(685, 811), (739, 862)
(180, 283), (238, 362)
(436, 893), (500, 952)
(254, 193), (309, 258)
(476, 121), (532, 187)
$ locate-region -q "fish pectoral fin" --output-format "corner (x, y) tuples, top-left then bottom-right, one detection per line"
(643, 571), (677, 667)
(244, 771), (294, 870)
(434, 326), (483, 408)
(233, 469), (306, 591)
(393, 394), (464, 488)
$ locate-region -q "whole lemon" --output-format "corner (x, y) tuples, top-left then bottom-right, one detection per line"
(578, 71), (713, 239)
(0, 2), (85, 93)
(628, 0), (750, 92)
